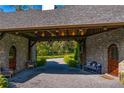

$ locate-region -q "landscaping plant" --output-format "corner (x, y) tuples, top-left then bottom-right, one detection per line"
(74, 43), (80, 61)
(0, 75), (9, 88)
(36, 57), (47, 67)
(64, 55), (79, 68)
(120, 71), (124, 84)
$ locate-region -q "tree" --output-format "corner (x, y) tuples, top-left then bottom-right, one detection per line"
(14, 5), (42, 11)
(36, 41), (76, 56)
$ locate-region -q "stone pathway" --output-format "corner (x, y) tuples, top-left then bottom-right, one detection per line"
(9, 58), (124, 88)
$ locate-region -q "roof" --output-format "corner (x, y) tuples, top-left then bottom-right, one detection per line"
(1, 5), (124, 31)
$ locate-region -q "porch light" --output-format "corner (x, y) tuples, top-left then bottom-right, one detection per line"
(79, 29), (83, 32)
(15, 32), (19, 35)
(61, 31), (64, 36)
(41, 32), (45, 37)
(80, 31), (84, 36)
(72, 31), (75, 36)
(56, 30), (59, 33)
(103, 27), (107, 31)
(34, 31), (38, 34)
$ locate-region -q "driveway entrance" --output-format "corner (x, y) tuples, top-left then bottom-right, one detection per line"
(9, 58), (124, 88)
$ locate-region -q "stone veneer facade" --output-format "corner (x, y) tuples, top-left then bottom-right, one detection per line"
(0, 29), (124, 74)
(0, 33), (28, 72)
(86, 28), (124, 73)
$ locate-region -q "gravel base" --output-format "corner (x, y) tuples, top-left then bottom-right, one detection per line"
(9, 58), (124, 88)
(15, 74), (124, 88)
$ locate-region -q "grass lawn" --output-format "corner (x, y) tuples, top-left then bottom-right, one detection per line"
(37, 53), (74, 59)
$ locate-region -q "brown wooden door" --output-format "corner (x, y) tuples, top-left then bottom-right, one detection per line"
(9, 46), (16, 70)
(108, 44), (118, 76)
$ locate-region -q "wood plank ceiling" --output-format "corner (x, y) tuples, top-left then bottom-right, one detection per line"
(1, 24), (123, 42)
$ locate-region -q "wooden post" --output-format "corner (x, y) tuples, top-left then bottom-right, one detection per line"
(79, 43), (83, 69)
(82, 38), (86, 65)
(28, 39), (31, 60)
(28, 40), (37, 62)
(78, 38), (86, 69)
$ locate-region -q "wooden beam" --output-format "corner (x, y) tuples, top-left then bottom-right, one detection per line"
(46, 30), (56, 36)
(13, 32), (35, 41)
(85, 27), (123, 37)
(28, 39), (31, 60)
(82, 38), (86, 65)
(78, 37), (87, 69)
(1, 22), (124, 32)
(34, 36), (84, 41)
(0, 32), (6, 40)
(30, 41), (37, 47)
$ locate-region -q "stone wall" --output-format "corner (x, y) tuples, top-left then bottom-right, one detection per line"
(86, 28), (124, 73)
(0, 33), (28, 72)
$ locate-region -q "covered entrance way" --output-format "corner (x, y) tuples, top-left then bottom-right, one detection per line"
(108, 44), (119, 76)
(0, 23), (123, 71)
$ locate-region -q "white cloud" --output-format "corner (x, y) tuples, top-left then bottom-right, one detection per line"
(42, 4), (54, 10)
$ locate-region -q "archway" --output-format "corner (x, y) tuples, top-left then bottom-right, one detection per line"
(108, 44), (119, 76)
(9, 46), (16, 70)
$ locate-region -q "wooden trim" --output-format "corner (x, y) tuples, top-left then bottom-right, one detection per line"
(83, 38), (86, 65)
(28, 39), (31, 60)
(0, 32), (6, 40)
(0, 22), (124, 32)
(33, 36), (84, 41)
(30, 41), (37, 47)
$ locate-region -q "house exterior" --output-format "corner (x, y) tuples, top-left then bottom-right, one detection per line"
(0, 5), (124, 76)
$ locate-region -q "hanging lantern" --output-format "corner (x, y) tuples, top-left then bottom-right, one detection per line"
(15, 32), (19, 35)
(61, 31), (64, 36)
(56, 30), (59, 33)
(34, 31), (38, 34)
(41, 32), (45, 37)
(72, 31), (75, 36)
(80, 31), (84, 36)
(103, 27), (107, 31)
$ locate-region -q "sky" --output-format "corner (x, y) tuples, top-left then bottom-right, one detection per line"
(0, 5), (16, 12)
(0, 5), (49, 12)
(0, 5), (64, 12)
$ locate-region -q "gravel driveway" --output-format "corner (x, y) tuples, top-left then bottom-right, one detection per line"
(9, 58), (124, 88)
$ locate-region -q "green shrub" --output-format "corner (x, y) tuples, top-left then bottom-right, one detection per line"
(36, 57), (47, 67)
(67, 59), (78, 67)
(74, 43), (80, 60)
(64, 55), (79, 67)
(64, 55), (73, 63)
(120, 71), (124, 84)
(0, 75), (9, 88)
(64, 55), (70, 63)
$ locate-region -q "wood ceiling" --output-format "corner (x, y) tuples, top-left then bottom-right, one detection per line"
(0, 23), (123, 42)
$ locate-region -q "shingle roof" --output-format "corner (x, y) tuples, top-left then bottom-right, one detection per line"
(1, 5), (124, 31)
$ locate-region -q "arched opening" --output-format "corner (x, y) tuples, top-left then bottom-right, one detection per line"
(108, 44), (119, 76)
(9, 46), (16, 70)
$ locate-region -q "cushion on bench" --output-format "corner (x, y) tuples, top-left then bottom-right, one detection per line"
(84, 61), (102, 74)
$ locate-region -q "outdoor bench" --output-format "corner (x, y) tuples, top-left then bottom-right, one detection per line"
(83, 61), (102, 74)
(0, 67), (14, 78)
(26, 60), (36, 69)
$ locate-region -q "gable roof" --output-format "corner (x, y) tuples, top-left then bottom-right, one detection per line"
(1, 5), (124, 31)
